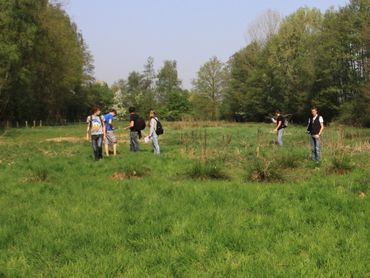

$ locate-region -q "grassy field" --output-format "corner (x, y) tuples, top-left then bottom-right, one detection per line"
(0, 122), (369, 277)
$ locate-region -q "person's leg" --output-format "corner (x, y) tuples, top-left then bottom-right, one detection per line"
(277, 129), (284, 146)
(315, 138), (321, 162)
(152, 134), (160, 155)
(133, 132), (139, 152)
(113, 143), (117, 156)
(310, 136), (316, 161)
(104, 143), (109, 157)
(130, 131), (139, 152)
(97, 135), (103, 159)
(91, 135), (99, 160)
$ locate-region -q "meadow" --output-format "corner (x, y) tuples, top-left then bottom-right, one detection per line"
(0, 122), (369, 277)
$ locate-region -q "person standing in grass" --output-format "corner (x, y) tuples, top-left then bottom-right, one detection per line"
(148, 110), (160, 155)
(125, 107), (140, 152)
(273, 110), (285, 146)
(86, 106), (106, 161)
(307, 106), (324, 163)
(103, 109), (118, 156)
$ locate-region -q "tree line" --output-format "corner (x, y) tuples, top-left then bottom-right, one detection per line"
(111, 0), (370, 126)
(0, 0), (112, 124)
(1, 0), (369, 126)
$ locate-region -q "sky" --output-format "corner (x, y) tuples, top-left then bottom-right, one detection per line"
(65, 0), (348, 89)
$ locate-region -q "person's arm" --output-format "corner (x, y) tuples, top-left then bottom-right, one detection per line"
(274, 120), (282, 132)
(318, 118), (324, 136)
(102, 118), (107, 138)
(109, 119), (113, 130)
(86, 117), (91, 140)
(125, 120), (134, 130)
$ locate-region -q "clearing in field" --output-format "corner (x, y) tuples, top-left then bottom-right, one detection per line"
(0, 122), (369, 277)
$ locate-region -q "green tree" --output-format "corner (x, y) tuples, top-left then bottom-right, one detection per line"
(192, 57), (228, 120)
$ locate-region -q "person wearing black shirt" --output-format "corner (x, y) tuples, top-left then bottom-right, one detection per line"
(307, 106), (324, 162)
(273, 110), (285, 146)
(125, 107), (140, 152)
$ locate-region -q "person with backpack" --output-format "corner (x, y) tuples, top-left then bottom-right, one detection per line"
(148, 110), (162, 155)
(307, 106), (324, 163)
(103, 109), (118, 157)
(86, 106), (106, 160)
(273, 110), (286, 146)
(124, 107), (144, 152)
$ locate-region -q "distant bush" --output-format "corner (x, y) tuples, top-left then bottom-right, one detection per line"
(187, 160), (229, 180)
(275, 152), (301, 169)
(246, 158), (283, 183)
(327, 156), (353, 175)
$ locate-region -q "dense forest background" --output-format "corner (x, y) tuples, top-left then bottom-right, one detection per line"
(1, 0), (369, 126)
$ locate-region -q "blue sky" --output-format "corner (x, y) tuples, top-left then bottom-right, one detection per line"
(65, 0), (348, 89)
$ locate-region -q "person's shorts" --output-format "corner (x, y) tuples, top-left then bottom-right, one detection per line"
(104, 131), (117, 145)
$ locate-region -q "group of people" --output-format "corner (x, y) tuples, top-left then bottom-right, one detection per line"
(273, 106), (324, 163)
(86, 106), (160, 161)
(86, 105), (324, 164)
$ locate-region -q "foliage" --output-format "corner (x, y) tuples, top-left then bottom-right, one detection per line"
(0, 1), (97, 122)
(0, 123), (369, 276)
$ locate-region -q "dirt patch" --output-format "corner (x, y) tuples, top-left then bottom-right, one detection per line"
(358, 191), (367, 199)
(112, 172), (127, 181)
(45, 137), (82, 143)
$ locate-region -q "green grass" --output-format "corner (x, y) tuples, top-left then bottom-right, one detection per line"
(0, 122), (369, 277)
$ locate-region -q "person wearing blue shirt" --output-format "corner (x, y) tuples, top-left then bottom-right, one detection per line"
(103, 109), (118, 156)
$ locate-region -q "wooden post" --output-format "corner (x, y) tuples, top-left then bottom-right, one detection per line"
(33, 120), (36, 128)
(39, 120), (42, 127)
(16, 121), (19, 128)
(25, 121), (28, 128)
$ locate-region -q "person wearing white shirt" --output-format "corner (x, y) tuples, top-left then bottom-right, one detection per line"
(148, 110), (160, 155)
(307, 106), (324, 162)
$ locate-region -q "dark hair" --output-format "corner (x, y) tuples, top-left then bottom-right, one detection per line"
(275, 110), (281, 114)
(128, 107), (135, 113)
(311, 106), (318, 111)
(110, 109), (117, 115)
(91, 105), (101, 114)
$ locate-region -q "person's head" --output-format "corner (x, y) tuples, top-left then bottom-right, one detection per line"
(149, 110), (156, 118)
(91, 106), (101, 116)
(128, 107), (135, 114)
(311, 106), (318, 117)
(110, 109), (117, 116)
(275, 110), (281, 116)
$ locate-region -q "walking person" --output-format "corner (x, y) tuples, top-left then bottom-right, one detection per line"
(148, 110), (160, 155)
(125, 107), (140, 152)
(273, 110), (285, 146)
(86, 106), (106, 161)
(307, 106), (324, 163)
(103, 109), (118, 156)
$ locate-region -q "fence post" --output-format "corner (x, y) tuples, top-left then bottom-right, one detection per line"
(16, 121), (19, 128)
(25, 121), (28, 128)
(33, 120), (36, 128)
(39, 120), (42, 127)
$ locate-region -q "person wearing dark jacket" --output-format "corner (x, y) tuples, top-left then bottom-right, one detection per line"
(124, 107), (140, 152)
(307, 106), (324, 162)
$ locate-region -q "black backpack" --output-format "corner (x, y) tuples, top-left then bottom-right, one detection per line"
(155, 118), (164, 135)
(135, 117), (146, 131)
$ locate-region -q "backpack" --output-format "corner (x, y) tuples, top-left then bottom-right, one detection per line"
(155, 118), (164, 135)
(135, 117), (146, 131)
(283, 118), (288, 128)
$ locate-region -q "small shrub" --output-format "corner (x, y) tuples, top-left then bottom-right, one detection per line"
(276, 152), (301, 169)
(246, 158), (283, 183)
(328, 156), (353, 175)
(187, 160), (229, 180)
(115, 165), (150, 179)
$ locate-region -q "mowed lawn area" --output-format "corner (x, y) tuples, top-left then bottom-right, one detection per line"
(0, 122), (369, 277)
